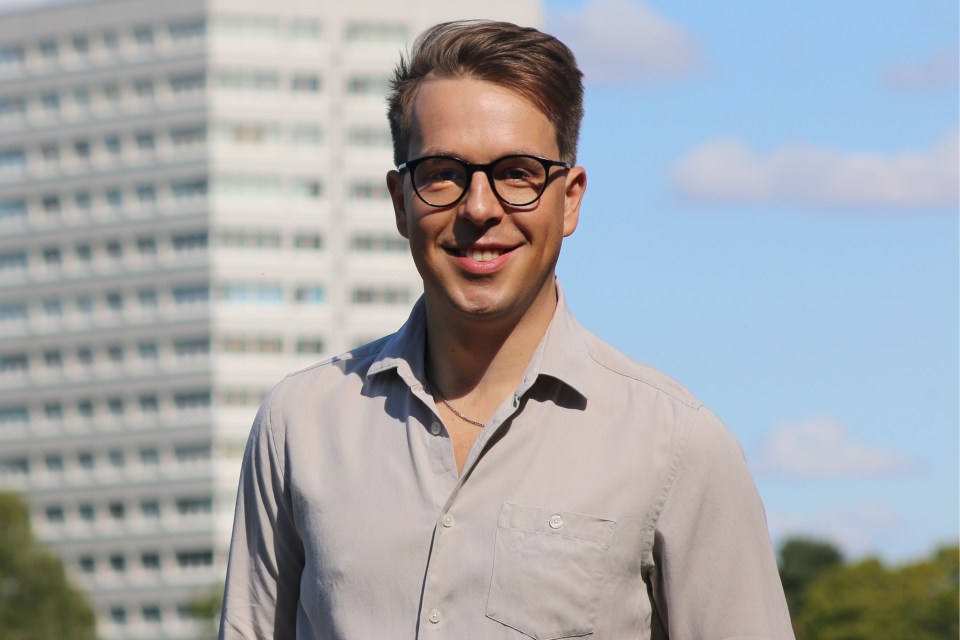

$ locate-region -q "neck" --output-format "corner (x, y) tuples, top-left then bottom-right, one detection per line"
(424, 282), (558, 407)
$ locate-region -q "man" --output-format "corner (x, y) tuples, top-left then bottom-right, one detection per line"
(220, 20), (794, 639)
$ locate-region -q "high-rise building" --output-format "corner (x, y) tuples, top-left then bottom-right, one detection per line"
(0, 0), (539, 637)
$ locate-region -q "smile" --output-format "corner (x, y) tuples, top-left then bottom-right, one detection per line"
(445, 247), (513, 263)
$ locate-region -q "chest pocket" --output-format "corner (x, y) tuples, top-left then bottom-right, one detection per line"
(486, 503), (616, 639)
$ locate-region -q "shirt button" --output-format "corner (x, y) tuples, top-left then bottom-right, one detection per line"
(427, 608), (441, 624)
(441, 513), (454, 528)
(549, 514), (564, 530)
(430, 421), (442, 435)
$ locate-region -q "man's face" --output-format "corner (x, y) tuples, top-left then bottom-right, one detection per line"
(386, 76), (586, 326)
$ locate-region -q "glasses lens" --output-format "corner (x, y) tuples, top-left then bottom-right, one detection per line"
(493, 156), (548, 206)
(412, 157), (467, 206)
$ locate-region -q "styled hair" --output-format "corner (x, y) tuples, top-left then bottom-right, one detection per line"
(387, 20), (584, 165)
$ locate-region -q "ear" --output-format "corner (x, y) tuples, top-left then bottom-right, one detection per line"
(561, 165), (586, 237)
(386, 170), (409, 239)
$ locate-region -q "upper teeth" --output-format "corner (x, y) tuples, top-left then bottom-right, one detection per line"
(464, 249), (501, 262)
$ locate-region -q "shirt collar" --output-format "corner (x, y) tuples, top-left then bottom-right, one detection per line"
(367, 282), (591, 401)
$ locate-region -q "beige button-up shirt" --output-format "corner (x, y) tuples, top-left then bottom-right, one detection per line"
(220, 287), (794, 639)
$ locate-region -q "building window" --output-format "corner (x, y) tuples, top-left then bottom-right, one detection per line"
(0, 303), (27, 322)
(350, 233), (408, 252)
(73, 87), (90, 107)
(135, 132), (155, 151)
(172, 231), (208, 251)
(45, 506), (65, 523)
(39, 40), (58, 61)
(102, 30), (119, 51)
(0, 406), (28, 426)
(174, 444), (211, 463)
(220, 284), (283, 303)
(291, 125), (322, 145)
(346, 75), (390, 96)
(172, 285), (209, 304)
(43, 403), (63, 421)
(133, 25), (154, 46)
(171, 179), (208, 199)
(136, 185), (156, 204)
(218, 228), (280, 248)
(0, 148), (25, 171)
(109, 607), (126, 625)
(293, 286), (324, 304)
(40, 92), (60, 113)
(108, 451), (125, 468)
(140, 500), (160, 518)
(78, 504), (94, 522)
(76, 296), (93, 315)
(0, 199), (27, 221)
(41, 195), (61, 215)
(42, 247), (62, 266)
(77, 452), (94, 469)
(0, 354), (28, 372)
(169, 19), (206, 41)
(72, 35), (90, 55)
(134, 80), (154, 100)
(138, 342), (158, 360)
(74, 192), (91, 212)
(42, 299), (62, 318)
(345, 22), (406, 42)
(107, 345), (123, 363)
(139, 448), (159, 465)
(142, 606), (162, 623)
(296, 339), (324, 354)
(348, 181), (389, 200)
(352, 287), (411, 305)
(176, 496), (212, 515)
(291, 74), (320, 93)
(109, 554), (126, 572)
(79, 556), (95, 573)
(170, 73), (205, 94)
(139, 395), (159, 414)
(103, 84), (120, 105)
(40, 144), (60, 165)
(44, 454), (64, 472)
(106, 292), (123, 311)
(43, 350), (62, 369)
(76, 399), (93, 418)
(348, 126), (391, 148)
(0, 457), (29, 476)
(171, 127), (206, 146)
(104, 136), (121, 156)
(174, 391), (210, 410)
(0, 45), (24, 67)
(173, 338), (210, 356)
(294, 233), (323, 249)
(73, 139), (90, 159)
(138, 288), (157, 307)
(105, 188), (123, 209)
(176, 549), (213, 568)
(108, 502), (125, 519)
(141, 553), (160, 570)
(0, 97), (26, 118)
(136, 238), (157, 255)
(107, 398), (124, 416)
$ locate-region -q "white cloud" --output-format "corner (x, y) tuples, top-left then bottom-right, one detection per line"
(546, 0), (705, 86)
(671, 131), (959, 209)
(756, 419), (913, 478)
(768, 501), (906, 561)
(882, 49), (960, 92)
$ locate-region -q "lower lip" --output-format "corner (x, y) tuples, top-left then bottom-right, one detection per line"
(450, 250), (514, 275)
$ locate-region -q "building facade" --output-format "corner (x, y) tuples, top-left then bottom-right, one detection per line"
(0, 0), (539, 637)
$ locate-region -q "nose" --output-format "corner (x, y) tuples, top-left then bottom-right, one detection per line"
(458, 168), (504, 226)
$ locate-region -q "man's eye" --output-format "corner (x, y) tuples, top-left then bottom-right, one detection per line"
(426, 169), (461, 182)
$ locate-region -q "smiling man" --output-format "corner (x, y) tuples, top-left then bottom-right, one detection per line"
(220, 21), (794, 640)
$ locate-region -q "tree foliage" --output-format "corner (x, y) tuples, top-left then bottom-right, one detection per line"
(779, 536), (959, 640)
(0, 492), (96, 640)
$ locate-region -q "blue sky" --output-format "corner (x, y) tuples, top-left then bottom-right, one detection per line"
(546, 0), (958, 562)
(4, 0), (956, 563)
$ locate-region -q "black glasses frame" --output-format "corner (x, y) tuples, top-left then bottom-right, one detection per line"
(397, 154), (572, 208)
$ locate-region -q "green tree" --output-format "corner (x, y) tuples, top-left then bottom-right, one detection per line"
(190, 583), (223, 640)
(778, 536), (844, 622)
(0, 492), (96, 640)
(797, 545), (959, 640)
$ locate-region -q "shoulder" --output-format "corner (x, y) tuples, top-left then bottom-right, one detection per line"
(578, 327), (702, 411)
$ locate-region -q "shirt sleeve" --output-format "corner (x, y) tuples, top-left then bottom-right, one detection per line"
(220, 392), (305, 639)
(650, 405), (795, 639)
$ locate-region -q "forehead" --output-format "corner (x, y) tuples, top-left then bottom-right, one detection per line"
(407, 75), (557, 160)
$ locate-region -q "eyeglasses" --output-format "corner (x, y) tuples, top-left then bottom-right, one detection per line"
(397, 154), (572, 208)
